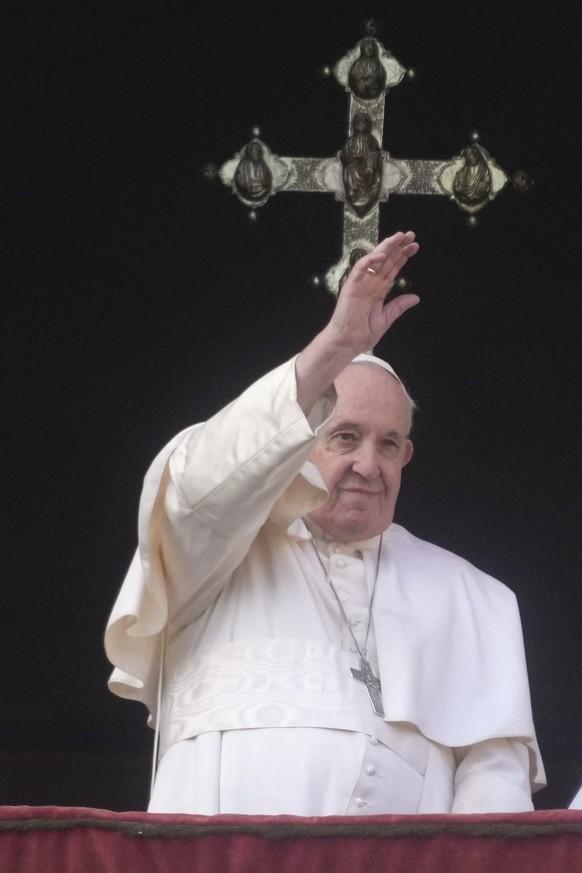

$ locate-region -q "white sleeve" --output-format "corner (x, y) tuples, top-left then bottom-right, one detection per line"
(158, 357), (334, 621)
(451, 738), (534, 813)
(105, 356), (334, 710)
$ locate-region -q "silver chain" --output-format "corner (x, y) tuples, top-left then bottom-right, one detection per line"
(309, 533), (383, 662)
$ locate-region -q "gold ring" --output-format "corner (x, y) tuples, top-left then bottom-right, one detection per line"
(366, 267), (376, 275)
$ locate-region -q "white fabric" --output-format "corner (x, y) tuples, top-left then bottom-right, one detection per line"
(351, 352), (404, 385)
(570, 784), (582, 809)
(148, 731), (533, 816)
(105, 355), (545, 814)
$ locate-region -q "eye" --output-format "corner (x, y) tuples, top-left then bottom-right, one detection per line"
(330, 431), (358, 446)
(332, 431), (356, 443)
(380, 437), (400, 451)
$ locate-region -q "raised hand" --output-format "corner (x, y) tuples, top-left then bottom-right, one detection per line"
(295, 231), (420, 414)
(330, 232), (420, 354)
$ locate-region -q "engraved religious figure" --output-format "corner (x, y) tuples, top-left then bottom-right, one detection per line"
(234, 140), (273, 205)
(340, 112), (382, 218)
(438, 141), (507, 214)
(452, 144), (492, 207)
(347, 37), (387, 100)
(335, 36), (406, 99)
(324, 245), (372, 299)
(338, 247), (368, 292)
(219, 138), (290, 210)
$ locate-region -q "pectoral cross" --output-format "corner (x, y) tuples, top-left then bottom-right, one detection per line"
(351, 657), (385, 717)
(213, 21), (511, 295)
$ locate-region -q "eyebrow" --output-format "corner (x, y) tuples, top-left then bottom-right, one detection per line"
(326, 420), (405, 439)
(327, 419), (360, 433)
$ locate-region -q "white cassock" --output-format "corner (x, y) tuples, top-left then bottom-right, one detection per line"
(105, 357), (546, 815)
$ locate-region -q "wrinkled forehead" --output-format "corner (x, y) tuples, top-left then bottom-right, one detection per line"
(335, 356), (414, 432)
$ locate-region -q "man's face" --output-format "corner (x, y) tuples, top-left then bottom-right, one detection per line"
(307, 364), (413, 542)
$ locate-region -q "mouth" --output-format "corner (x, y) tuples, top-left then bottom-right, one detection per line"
(340, 487), (382, 497)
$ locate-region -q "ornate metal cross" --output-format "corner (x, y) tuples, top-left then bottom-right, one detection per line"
(216, 27), (509, 295)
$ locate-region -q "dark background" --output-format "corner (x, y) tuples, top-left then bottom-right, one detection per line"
(3, 1), (581, 812)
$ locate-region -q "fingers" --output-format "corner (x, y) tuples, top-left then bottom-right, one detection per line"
(377, 234), (418, 282)
(355, 232), (419, 284)
(383, 292), (420, 326)
(373, 231), (417, 262)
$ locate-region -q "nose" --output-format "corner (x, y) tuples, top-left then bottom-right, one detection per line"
(351, 443), (380, 480)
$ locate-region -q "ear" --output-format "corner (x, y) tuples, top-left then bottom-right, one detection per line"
(402, 439), (414, 467)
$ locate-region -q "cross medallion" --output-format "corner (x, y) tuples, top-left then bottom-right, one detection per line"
(351, 657), (385, 717)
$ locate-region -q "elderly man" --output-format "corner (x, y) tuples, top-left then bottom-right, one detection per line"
(106, 231), (545, 815)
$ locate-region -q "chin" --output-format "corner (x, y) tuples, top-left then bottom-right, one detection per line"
(332, 516), (386, 542)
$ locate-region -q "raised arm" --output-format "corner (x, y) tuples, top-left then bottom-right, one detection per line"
(295, 231), (420, 414)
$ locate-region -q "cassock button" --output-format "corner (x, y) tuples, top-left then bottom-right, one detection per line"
(355, 798), (366, 808)
(369, 736), (379, 746)
(366, 766), (376, 776)
(335, 558), (347, 569)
